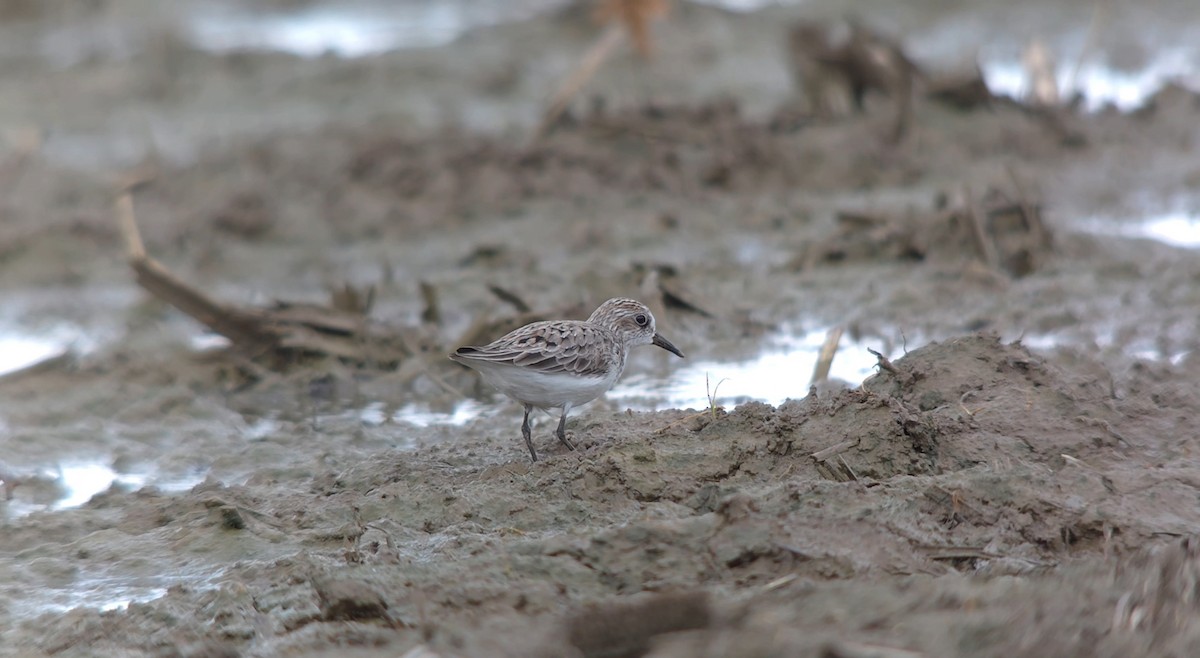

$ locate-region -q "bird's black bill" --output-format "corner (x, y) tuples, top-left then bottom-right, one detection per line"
(652, 333), (685, 358)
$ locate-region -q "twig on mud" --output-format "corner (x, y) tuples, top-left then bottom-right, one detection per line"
(113, 191), (411, 374)
(837, 454), (859, 481)
(811, 326), (844, 386)
(811, 438), (859, 461)
(958, 391), (981, 417)
(813, 461), (840, 482)
(115, 192), (146, 260)
(762, 573), (799, 591)
(867, 348), (900, 376)
(1060, 453), (1093, 469)
(811, 439), (860, 482)
(116, 192), (272, 348)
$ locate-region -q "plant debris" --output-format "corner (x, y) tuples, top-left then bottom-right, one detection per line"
(114, 191), (419, 377)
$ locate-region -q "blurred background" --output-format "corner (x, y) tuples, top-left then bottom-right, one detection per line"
(2, 0), (1200, 653)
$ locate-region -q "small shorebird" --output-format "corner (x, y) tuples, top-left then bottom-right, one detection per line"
(450, 298), (684, 462)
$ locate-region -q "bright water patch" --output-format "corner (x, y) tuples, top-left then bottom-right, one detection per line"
(183, 0), (808, 58)
(186, 1), (560, 56)
(0, 324), (94, 377)
(610, 327), (891, 410)
(189, 331), (232, 352)
(36, 578), (169, 615)
(7, 566), (222, 623)
(306, 400), (485, 433)
(981, 47), (1197, 112)
(51, 463), (147, 510)
(5, 461), (207, 519)
(1022, 329), (1191, 366)
(1077, 210), (1200, 249)
(392, 399), (487, 427)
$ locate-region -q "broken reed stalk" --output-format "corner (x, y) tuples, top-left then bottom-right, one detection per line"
(811, 326), (844, 385)
(115, 192), (146, 260)
(532, 24), (625, 142)
(811, 438), (859, 462)
(115, 192), (274, 348)
(114, 193), (283, 353)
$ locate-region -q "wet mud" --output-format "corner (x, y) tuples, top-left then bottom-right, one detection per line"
(2, 1), (1200, 656)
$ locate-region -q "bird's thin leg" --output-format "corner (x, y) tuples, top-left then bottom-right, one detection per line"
(555, 404), (576, 451)
(522, 404), (538, 463)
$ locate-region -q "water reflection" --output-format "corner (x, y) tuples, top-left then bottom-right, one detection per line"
(185, 0), (562, 56)
(1077, 210), (1200, 249)
(980, 47), (1197, 112)
(0, 325), (92, 377)
(4, 461), (207, 520)
(610, 327), (890, 410)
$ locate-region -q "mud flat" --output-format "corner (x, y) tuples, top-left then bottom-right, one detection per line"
(2, 0), (1200, 656)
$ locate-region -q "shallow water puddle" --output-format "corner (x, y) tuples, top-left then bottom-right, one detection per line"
(182, 0), (1198, 118)
(610, 327), (890, 411)
(183, 0), (807, 57)
(391, 399), (488, 427)
(34, 578), (170, 615)
(1021, 331), (1191, 366)
(185, 0), (563, 56)
(5, 461), (207, 520)
(317, 399), (487, 429)
(5, 566), (223, 623)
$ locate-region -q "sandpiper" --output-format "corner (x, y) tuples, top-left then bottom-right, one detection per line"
(450, 298), (684, 462)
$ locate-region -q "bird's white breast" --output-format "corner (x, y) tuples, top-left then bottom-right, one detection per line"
(475, 363), (620, 409)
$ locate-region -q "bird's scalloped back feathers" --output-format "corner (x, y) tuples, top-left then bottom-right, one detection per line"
(452, 320), (619, 377)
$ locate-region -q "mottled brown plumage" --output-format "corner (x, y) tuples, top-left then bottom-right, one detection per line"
(450, 298), (684, 462)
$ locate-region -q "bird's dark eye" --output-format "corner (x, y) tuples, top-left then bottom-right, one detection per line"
(634, 314), (648, 326)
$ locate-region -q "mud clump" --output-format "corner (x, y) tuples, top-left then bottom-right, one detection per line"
(313, 577), (392, 624)
(639, 334), (1109, 484)
(564, 591), (712, 658)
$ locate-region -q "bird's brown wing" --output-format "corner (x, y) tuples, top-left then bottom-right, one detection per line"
(452, 321), (615, 377)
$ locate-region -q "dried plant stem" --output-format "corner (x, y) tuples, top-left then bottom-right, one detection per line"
(532, 24), (625, 143)
(811, 326), (844, 385)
